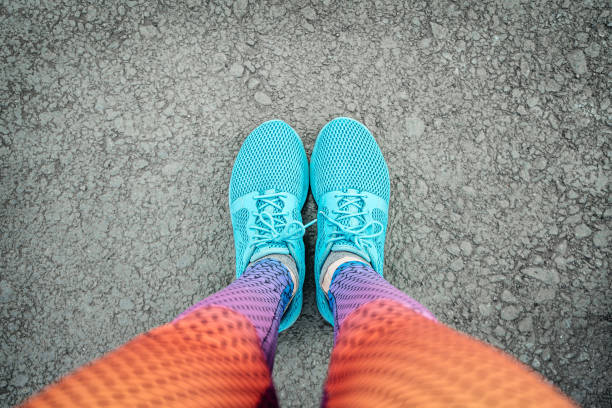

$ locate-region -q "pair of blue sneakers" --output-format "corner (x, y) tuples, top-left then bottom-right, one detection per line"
(229, 118), (390, 331)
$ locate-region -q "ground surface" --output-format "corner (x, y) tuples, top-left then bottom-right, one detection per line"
(1, 0), (610, 407)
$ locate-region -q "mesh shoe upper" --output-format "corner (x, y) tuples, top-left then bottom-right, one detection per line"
(229, 120), (309, 332)
(230, 120), (308, 203)
(310, 117), (390, 203)
(310, 117), (390, 326)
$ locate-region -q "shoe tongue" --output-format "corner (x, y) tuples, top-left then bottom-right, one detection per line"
(334, 188), (363, 247)
(257, 189), (281, 214)
(251, 189), (288, 262)
(339, 188), (362, 227)
(256, 189), (285, 227)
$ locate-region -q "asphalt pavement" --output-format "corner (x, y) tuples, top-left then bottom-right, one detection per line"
(1, 1), (610, 407)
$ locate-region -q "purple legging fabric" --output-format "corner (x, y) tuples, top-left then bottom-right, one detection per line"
(175, 258), (293, 369)
(22, 259), (574, 408)
(327, 261), (437, 340)
(177, 259), (435, 363)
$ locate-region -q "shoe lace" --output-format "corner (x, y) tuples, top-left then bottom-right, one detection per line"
(250, 192), (315, 249)
(318, 192), (383, 251)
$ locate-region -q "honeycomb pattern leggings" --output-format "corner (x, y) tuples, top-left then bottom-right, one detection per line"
(21, 259), (574, 407)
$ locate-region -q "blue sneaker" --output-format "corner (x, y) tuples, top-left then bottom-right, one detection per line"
(310, 117), (390, 325)
(229, 120), (310, 331)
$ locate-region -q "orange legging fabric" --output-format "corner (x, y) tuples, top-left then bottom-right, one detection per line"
(322, 299), (575, 407)
(21, 305), (276, 408)
(21, 302), (574, 408)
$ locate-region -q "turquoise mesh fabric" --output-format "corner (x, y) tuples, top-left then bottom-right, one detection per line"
(228, 120), (309, 332)
(311, 117), (391, 326)
(315, 207), (330, 258)
(229, 120), (308, 203)
(371, 208), (387, 264)
(310, 118), (390, 202)
(234, 208), (250, 266)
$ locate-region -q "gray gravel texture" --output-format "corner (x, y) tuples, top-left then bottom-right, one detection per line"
(1, 0), (611, 407)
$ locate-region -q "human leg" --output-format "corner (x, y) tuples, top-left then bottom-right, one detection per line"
(22, 119), (311, 407)
(310, 118), (573, 406)
(21, 258), (292, 408)
(322, 262), (575, 407)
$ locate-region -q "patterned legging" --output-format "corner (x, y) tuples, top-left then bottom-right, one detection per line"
(21, 259), (574, 407)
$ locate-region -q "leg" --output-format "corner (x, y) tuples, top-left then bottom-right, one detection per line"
(327, 260), (436, 341)
(177, 258), (294, 369)
(21, 258), (292, 408)
(322, 262), (575, 407)
(22, 120), (311, 407)
(309, 118), (574, 406)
